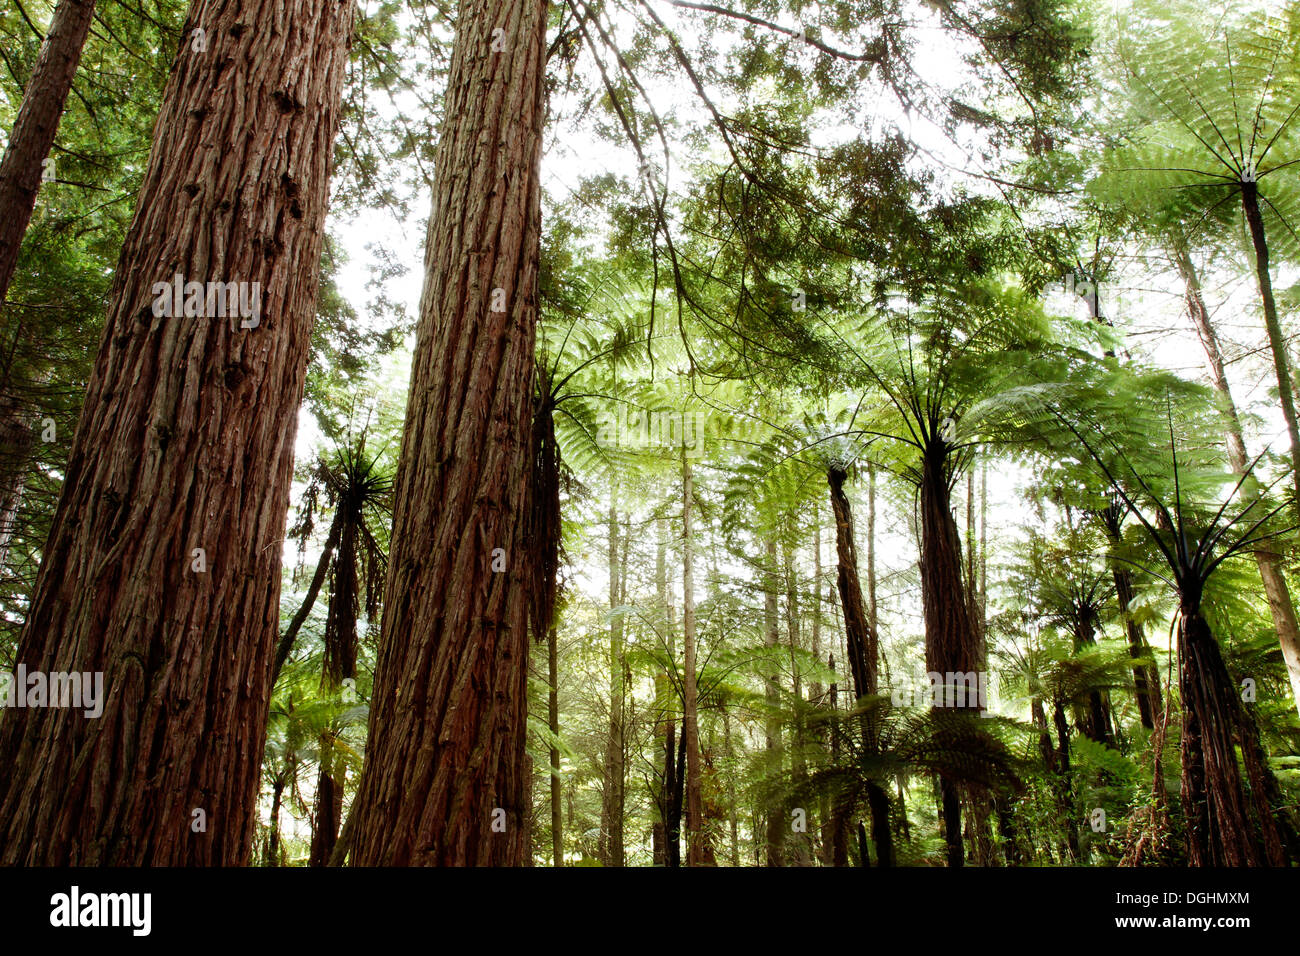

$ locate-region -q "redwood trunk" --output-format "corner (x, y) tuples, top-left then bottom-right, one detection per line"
(346, 0), (548, 867)
(0, 0), (98, 307)
(0, 0), (352, 865)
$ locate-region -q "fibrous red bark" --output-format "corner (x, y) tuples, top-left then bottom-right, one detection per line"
(0, 0), (354, 865)
(346, 0), (548, 866)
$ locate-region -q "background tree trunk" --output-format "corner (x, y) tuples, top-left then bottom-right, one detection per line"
(827, 467), (875, 696)
(682, 448), (704, 865)
(346, 0), (548, 867)
(549, 623), (562, 867)
(1175, 242), (1300, 716)
(763, 537), (784, 865)
(0, 0), (353, 865)
(600, 493), (625, 866)
(1240, 182), (1300, 519)
(0, 0), (98, 307)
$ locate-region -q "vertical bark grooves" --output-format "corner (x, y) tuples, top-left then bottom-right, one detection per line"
(0, 0), (353, 865)
(1178, 607), (1287, 866)
(0, 0), (98, 305)
(1176, 242), (1300, 716)
(347, 0), (547, 867)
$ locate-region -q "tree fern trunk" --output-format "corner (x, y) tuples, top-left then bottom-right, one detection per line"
(918, 436), (979, 867)
(827, 467), (875, 696)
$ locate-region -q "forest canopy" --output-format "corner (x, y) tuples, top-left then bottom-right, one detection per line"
(0, 0), (1297, 874)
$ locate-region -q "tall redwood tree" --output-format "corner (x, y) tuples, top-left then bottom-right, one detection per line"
(346, 0), (548, 867)
(0, 0), (353, 865)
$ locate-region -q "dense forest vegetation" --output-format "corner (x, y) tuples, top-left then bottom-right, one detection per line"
(0, 0), (1298, 870)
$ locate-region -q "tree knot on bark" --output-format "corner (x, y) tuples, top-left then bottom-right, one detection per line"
(272, 90), (304, 114)
(223, 362), (246, 389)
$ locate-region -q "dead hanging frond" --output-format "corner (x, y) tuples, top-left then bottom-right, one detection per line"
(528, 365), (565, 645)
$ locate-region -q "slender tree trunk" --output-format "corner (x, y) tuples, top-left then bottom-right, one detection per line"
(273, 516), (342, 684)
(811, 508), (830, 863)
(600, 492), (625, 866)
(0, 0), (352, 865)
(682, 447), (704, 865)
(866, 781), (893, 867)
(309, 730), (344, 866)
(310, 498), (360, 867)
(1241, 182), (1300, 519)
(548, 623), (562, 867)
(827, 467), (875, 696)
(1176, 242), (1300, 716)
(867, 464), (878, 659)
(826, 654), (849, 867)
(1098, 504), (1161, 728)
(724, 709), (740, 867)
(811, 504), (823, 702)
(670, 721), (686, 867)
(0, 399), (32, 576)
(1053, 699), (1079, 861)
(265, 770), (288, 868)
(979, 456), (987, 621)
(347, 0), (547, 867)
(763, 537), (784, 866)
(0, 0), (98, 308)
(784, 540), (813, 865)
